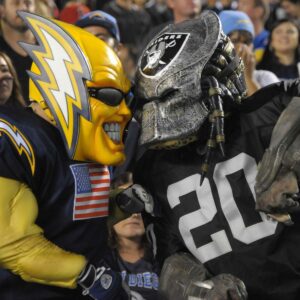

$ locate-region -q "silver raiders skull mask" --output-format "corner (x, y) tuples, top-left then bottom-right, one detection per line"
(135, 10), (246, 149)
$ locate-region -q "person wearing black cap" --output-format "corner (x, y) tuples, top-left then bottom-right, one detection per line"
(76, 10), (121, 52)
(76, 10), (137, 81)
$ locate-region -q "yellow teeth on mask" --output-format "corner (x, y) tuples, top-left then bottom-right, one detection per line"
(103, 123), (121, 143)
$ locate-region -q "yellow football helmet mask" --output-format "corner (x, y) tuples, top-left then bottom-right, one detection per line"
(19, 11), (131, 166)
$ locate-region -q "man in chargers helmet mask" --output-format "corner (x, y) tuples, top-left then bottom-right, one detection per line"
(0, 11), (146, 300)
(132, 10), (300, 300)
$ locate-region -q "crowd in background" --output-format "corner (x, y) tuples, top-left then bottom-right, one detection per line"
(0, 0), (300, 104)
(2, 0), (300, 107)
(53, 0), (300, 81)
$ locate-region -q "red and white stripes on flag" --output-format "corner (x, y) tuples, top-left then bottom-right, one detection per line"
(70, 163), (110, 220)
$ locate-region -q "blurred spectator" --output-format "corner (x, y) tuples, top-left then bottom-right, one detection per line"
(220, 0), (238, 10)
(76, 10), (136, 80)
(35, 0), (59, 18)
(103, 0), (152, 62)
(89, 0), (112, 10)
(117, 45), (136, 81)
(133, 0), (147, 10)
(54, 0), (69, 10)
(265, 0), (287, 30)
(280, 0), (300, 21)
(167, 0), (201, 23)
(0, 51), (25, 107)
(0, 0), (36, 105)
(238, 0), (270, 63)
(76, 10), (121, 52)
(202, 0), (222, 14)
(220, 10), (279, 96)
(59, 1), (90, 23)
(140, 0), (202, 54)
(145, 0), (173, 27)
(108, 175), (161, 300)
(257, 18), (300, 79)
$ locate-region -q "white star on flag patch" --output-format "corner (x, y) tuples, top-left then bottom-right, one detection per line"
(70, 163), (110, 220)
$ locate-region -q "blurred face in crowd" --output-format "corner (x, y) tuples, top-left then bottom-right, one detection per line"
(133, 0), (147, 9)
(280, 0), (300, 18)
(84, 25), (119, 52)
(229, 30), (254, 49)
(238, 0), (268, 22)
(0, 55), (13, 105)
(167, 0), (202, 22)
(270, 21), (299, 54)
(238, 0), (256, 18)
(113, 213), (145, 240)
(35, 0), (56, 18)
(0, 0), (36, 32)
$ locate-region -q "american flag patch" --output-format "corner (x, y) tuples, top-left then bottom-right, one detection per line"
(70, 163), (110, 220)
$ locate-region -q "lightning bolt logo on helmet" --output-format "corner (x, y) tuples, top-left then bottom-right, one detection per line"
(18, 11), (132, 166)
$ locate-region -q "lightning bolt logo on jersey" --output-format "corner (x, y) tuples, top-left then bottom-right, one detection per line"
(0, 118), (35, 175)
(0, 12), (132, 300)
(0, 106), (113, 299)
(19, 12), (91, 159)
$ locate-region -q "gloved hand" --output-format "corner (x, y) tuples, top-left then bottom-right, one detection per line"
(187, 273), (248, 300)
(77, 260), (130, 300)
(159, 252), (247, 300)
(116, 184), (154, 215)
(109, 173), (155, 227)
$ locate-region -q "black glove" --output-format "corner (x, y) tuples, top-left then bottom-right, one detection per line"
(77, 260), (130, 300)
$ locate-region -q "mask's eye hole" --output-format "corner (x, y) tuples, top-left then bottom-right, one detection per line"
(141, 88), (179, 104)
(160, 87), (178, 100)
(88, 88), (124, 106)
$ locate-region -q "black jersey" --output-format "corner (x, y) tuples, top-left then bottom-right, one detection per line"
(0, 106), (112, 299)
(134, 88), (300, 299)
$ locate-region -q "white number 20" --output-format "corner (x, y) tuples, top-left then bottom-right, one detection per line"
(167, 153), (277, 263)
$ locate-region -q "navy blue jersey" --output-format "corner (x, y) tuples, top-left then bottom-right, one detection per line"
(116, 253), (160, 300)
(133, 87), (300, 299)
(0, 106), (112, 299)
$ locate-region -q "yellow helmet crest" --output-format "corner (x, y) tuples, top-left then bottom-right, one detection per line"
(19, 11), (91, 158)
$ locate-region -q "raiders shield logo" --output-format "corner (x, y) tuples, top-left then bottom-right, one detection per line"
(100, 273), (113, 290)
(140, 32), (189, 77)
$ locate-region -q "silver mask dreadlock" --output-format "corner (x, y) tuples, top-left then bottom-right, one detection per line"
(135, 10), (247, 180)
